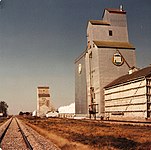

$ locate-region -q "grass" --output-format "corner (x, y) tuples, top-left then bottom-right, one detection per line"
(21, 117), (151, 150)
(25, 121), (89, 150)
(0, 117), (9, 126)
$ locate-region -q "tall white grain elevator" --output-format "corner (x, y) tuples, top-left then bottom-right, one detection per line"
(75, 7), (136, 118)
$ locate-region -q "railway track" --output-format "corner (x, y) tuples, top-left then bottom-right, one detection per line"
(67, 116), (151, 126)
(0, 117), (31, 149)
(0, 117), (60, 150)
(85, 118), (151, 126)
(100, 119), (151, 127)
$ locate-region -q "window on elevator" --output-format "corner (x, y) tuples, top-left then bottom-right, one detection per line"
(109, 30), (113, 36)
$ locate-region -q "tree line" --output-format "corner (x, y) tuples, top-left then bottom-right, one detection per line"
(0, 101), (8, 117)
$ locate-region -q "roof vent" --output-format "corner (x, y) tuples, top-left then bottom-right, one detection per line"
(120, 5), (123, 11)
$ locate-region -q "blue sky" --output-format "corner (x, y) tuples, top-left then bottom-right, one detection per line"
(0, 0), (150, 114)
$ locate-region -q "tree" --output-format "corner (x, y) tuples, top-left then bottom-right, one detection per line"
(0, 101), (8, 117)
(19, 111), (23, 115)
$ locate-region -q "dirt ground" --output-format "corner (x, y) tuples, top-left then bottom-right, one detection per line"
(21, 117), (151, 150)
(0, 117), (8, 125)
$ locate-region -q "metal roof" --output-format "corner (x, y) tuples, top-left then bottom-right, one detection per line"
(89, 20), (110, 26)
(94, 41), (135, 49)
(105, 66), (151, 88)
(105, 8), (126, 14)
(74, 49), (87, 63)
(37, 87), (49, 89)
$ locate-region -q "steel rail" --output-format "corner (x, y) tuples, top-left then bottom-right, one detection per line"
(15, 118), (33, 150)
(92, 118), (151, 126)
(0, 117), (13, 147)
(83, 118), (151, 126)
(103, 119), (151, 125)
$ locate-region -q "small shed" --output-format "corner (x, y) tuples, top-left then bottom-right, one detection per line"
(104, 66), (151, 121)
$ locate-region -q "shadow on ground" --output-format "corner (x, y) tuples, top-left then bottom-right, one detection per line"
(71, 133), (151, 149)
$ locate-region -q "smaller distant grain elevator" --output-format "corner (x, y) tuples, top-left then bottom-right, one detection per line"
(75, 6), (136, 118)
(37, 86), (54, 117)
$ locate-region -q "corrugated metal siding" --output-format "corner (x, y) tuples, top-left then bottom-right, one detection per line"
(102, 10), (129, 42)
(75, 55), (87, 114)
(85, 48), (100, 115)
(104, 79), (147, 120)
(146, 78), (151, 118)
(98, 48), (136, 116)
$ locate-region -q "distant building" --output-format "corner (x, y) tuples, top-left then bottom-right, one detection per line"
(104, 66), (151, 120)
(0, 113), (3, 117)
(37, 86), (54, 117)
(75, 7), (136, 118)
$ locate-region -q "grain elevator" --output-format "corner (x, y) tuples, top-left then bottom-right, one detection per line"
(37, 86), (54, 117)
(75, 6), (136, 118)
